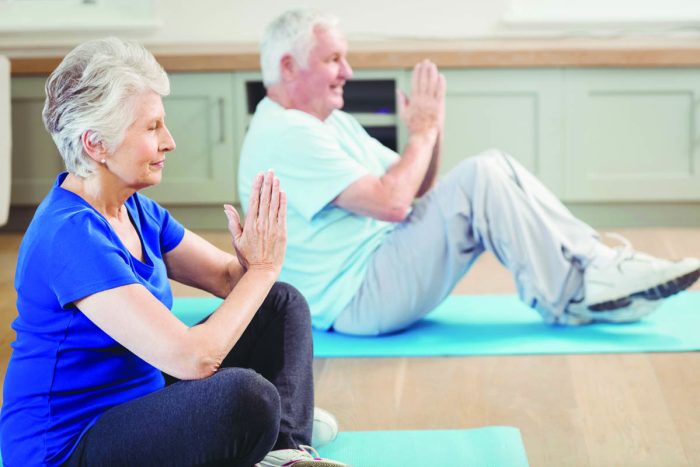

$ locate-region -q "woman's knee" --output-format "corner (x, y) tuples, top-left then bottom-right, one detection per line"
(269, 282), (306, 305)
(266, 282), (311, 326)
(207, 369), (280, 463)
(211, 368), (281, 428)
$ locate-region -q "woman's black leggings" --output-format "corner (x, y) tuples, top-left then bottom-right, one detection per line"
(64, 282), (314, 467)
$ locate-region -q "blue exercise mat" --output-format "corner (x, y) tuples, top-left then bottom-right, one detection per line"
(171, 292), (700, 357)
(316, 427), (529, 467)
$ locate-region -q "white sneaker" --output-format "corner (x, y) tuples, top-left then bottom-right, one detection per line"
(257, 445), (349, 467)
(584, 234), (700, 312)
(312, 407), (338, 449)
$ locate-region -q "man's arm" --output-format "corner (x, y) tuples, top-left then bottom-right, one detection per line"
(334, 60), (446, 222)
(416, 69), (446, 198)
(416, 129), (443, 198)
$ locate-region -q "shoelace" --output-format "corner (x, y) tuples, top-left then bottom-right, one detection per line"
(281, 445), (322, 466)
(603, 232), (634, 265)
(298, 445), (321, 458)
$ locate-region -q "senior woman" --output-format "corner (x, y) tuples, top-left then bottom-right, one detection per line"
(0, 38), (346, 467)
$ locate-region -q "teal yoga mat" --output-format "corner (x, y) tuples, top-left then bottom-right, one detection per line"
(0, 428), (528, 467)
(171, 292), (700, 357)
(316, 427), (529, 467)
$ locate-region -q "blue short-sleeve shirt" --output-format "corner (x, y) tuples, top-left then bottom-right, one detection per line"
(238, 98), (399, 330)
(0, 172), (185, 466)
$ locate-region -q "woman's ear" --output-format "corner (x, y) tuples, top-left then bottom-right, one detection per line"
(81, 130), (107, 164)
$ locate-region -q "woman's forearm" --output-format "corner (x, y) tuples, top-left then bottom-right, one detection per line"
(222, 259), (246, 297)
(176, 268), (277, 379)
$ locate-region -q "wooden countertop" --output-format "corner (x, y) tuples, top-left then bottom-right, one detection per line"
(9, 38), (700, 75)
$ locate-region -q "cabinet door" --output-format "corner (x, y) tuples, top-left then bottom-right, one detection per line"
(142, 72), (238, 204)
(11, 73), (238, 206)
(442, 69), (564, 195)
(564, 69), (700, 201)
(10, 77), (65, 205)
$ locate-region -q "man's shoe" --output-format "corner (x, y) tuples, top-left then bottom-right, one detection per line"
(566, 296), (661, 324)
(257, 445), (349, 466)
(312, 407), (338, 448)
(584, 234), (700, 312)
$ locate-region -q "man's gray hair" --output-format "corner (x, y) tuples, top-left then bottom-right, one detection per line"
(260, 9), (339, 87)
(43, 37), (169, 177)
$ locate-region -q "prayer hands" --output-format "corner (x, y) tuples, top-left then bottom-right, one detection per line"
(224, 171), (287, 277)
(397, 60), (446, 137)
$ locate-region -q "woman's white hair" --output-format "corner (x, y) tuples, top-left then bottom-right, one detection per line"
(260, 9), (339, 87)
(42, 37), (169, 177)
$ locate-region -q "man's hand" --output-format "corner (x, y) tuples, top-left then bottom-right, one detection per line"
(224, 170), (287, 277)
(397, 60), (446, 138)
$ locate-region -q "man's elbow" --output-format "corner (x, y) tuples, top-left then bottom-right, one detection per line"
(378, 204), (411, 223)
(375, 177), (413, 222)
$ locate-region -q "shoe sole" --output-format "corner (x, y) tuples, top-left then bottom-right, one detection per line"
(290, 462), (348, 467)
(588, 267), (700, 312)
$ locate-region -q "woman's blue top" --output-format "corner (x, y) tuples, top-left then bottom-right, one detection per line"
(0, 173), (185, 466)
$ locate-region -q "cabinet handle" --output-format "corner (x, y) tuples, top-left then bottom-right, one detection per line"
(217, 97), (225, 144)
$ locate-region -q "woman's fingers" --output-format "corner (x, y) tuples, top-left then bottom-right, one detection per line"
(247, 173), (264, 222)
(223, 204), (242, 239)
(277, 191), (287, 228)
(268, 176), (280, 226)
(257, 170), (273, 224)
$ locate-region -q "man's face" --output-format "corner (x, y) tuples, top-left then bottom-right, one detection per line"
(289, 26), (353, 120)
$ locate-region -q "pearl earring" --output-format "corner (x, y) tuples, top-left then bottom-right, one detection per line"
(100, 159), (106, 164)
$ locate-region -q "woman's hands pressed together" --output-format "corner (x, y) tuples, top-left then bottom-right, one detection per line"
(224, 170), (287, 278)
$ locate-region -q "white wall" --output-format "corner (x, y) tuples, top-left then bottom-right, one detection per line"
(1, 0), (699, 54)
(0, 0), (507, 53)
(152, 0), (509, 43)
(507, 0), (700, 23)
(153, 0), (700, 42)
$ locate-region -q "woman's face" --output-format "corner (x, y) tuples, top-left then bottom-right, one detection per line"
(107, 91), (175, 190)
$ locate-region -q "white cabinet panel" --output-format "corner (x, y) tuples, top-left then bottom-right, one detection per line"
(142, 72), (238, 204)
(564, 69), (700, 201)
(442, 69), (565, 195)
(10, 77), (64, 205)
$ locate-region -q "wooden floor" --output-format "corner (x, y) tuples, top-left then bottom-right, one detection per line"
(1, 228), (699, 466)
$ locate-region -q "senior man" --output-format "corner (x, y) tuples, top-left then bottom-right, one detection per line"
(239, 9), (700, 335)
